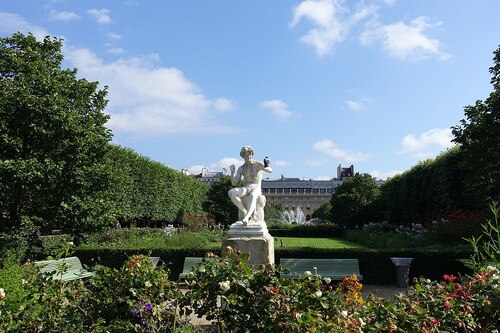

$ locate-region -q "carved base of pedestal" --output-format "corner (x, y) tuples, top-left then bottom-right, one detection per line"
(223, 221), (274, 266)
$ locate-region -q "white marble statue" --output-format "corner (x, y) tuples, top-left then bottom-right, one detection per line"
(228, 146), (272, 225)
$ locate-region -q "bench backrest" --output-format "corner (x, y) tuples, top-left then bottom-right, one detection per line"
(280, 258), (362, 280)
(179, 257), (204, 279)
(35, 256), (92, 281)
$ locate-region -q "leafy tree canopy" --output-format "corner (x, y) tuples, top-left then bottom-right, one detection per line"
(0, 33), (112, 237)
(330, 173), (380, 228)
(452, 45), (500, 203)
(312, 202), (332, 222)
(202, 176), (239, 227)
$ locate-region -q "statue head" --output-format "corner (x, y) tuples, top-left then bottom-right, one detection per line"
(240, 146), (254, 158)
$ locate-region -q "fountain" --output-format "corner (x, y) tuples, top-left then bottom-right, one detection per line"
(279, 207), (322, 225)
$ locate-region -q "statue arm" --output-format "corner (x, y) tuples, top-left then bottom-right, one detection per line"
(230, 165), (242, 186)
(257, 161), (272, 174)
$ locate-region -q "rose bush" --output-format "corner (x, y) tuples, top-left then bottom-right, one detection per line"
(183, 248), (499, 332)
(0, 255), (205, 332)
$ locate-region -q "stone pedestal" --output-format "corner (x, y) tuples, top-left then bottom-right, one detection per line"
(222, 221), (274, 267)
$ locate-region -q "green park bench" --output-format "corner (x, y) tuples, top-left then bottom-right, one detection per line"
(178, 257), (204, 280)
(34, 256), (93, 281)
(279, 258), (363, 280)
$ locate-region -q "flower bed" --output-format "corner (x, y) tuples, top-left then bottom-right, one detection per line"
(1, 252), (498, 332)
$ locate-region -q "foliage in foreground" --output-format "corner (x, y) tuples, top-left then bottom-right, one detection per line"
(0, 255), (203, 332)
(0, 249), (498, 332)
(183, 249), (499, 332)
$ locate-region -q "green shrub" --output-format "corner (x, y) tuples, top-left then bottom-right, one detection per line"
(344, 229), (441, 249)
(183, 250), (366, 332)
(0, 255), (203, 332)
(79, 227), (222, 250)
(183, 250), (499, 332)
(181, 213), (216, 231)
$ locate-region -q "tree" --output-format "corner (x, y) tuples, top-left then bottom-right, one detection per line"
(452, 45), (500, 204)
(312, 202), (331, 222)
(330, 173), (380, 228)
(264, 203), (284, 221)
(0, 33), (113, 241)
(202, 176), (239, 227)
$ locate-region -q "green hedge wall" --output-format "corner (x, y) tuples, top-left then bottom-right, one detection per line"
(106, 145), (208, 225)
(76, 247), (472, 284)
(275, 248), (472, 284)
(375, 147), (482, 226)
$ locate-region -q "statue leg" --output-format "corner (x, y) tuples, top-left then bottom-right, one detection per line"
(242, 192), (258, 224)
(228, 188), (247, 218)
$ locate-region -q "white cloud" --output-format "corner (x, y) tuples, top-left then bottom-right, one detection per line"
(313, 139), (371, 162)
(290, 0), (377, 56)
(64, 46), (236, 135)
(360, 16), (451, 61)
(0, 12), (49, 40)
(345, 99), (366, 110)
(382, 0), (396, 6)
(369, 169), (401, 180)
(107, 32), (122, 41)
(50, 10), (80, 21)
(87, 8), (111, 25)
(107, 47), (125, 54)
(214, 98), (233, 113)
(261, 99), (294, 120)
(398, 128), (455, 158)
(188, 157), (242, 175)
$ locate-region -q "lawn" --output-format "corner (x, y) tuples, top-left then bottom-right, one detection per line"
(273, 237), (366, 249)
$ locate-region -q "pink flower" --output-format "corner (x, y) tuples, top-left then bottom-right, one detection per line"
(443, 274), (457, 282)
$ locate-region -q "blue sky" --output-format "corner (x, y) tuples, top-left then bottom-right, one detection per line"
(1, 0), (499, 180)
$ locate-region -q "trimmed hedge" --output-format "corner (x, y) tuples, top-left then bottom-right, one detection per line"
(76, 247), (220, 281)
(76, 246), (472, 284)
(106, 145), (208, 226)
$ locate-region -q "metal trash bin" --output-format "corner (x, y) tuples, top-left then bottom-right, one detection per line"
(390, 257), (413, 288)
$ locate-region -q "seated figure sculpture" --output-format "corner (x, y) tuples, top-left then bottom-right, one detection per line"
(228, 146), (272, 225)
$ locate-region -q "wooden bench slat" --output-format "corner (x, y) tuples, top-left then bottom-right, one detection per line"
(280, 258), (363, 280)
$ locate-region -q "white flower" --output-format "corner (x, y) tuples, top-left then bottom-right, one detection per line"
(0, 288), (5, 300)
(21, 279), (27, 284)
(145, 281), (152, 288)
(304, 271), (312, 277)
(324, 277), (331, 284)
(313, 267), (317, 271)
(358, 318), (366, 327)
(314, 290), (322, 298)
(219, 280), (231, 292)
(486, 265), (496, 272)
(341, 310), (348, 317)
(67, 242), (74, 246)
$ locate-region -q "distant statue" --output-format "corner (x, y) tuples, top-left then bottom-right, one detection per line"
(228, 146), (272, 225)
